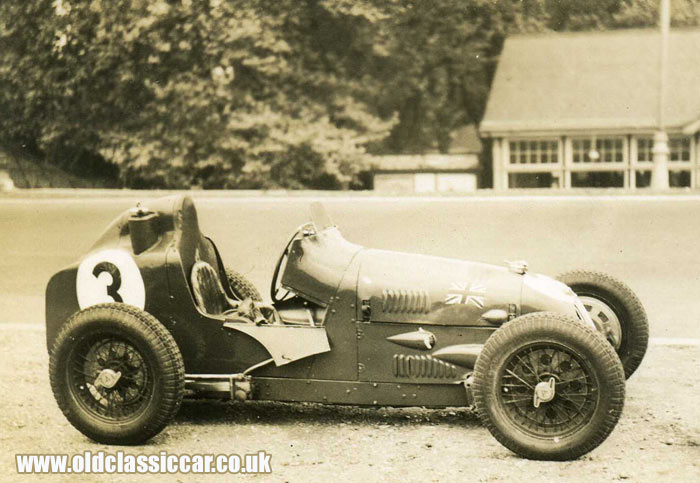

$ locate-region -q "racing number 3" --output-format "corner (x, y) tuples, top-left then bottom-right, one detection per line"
(92, 261), (124, 303)
(76, 249), (146, 310)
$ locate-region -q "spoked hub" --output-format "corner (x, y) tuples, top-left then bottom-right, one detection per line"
(499, 343), (599, 438)
(579, 296), (622, 350)
(68, 336), (153, 421)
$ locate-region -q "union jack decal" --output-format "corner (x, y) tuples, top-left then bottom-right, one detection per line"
(445, 281), (486, 308)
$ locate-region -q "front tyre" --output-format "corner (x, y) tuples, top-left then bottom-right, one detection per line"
(49, 303), (185, 445)
(473, 312), (625, 461)
(557, 270), (648, 378)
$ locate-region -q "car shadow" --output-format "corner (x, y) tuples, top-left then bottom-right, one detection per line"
(174, 398), (482, 429)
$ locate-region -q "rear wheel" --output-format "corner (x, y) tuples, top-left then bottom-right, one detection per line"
(473, 312), (625, 461)
(225, 267), (262, 301)
(49, 303), (185, 445)
(557, 270), (648, 378)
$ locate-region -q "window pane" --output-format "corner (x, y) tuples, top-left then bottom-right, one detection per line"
(635, 171), (652, 188)
(509, 172), (556, 188)
(669, 137), (691, 162)
(571, 171), (624, 188)
(509, 139), (559, 164)
(670, 170), (691, 187)
(637, 137), (652, 162)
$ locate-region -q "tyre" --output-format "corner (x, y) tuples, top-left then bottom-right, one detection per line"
(225, 267), (262, 301)
(472, 312), (625, 461)
(49, 303), (185, 445)
(557, 270), (648, 378)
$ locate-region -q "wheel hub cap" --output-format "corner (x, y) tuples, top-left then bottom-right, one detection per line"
(579, 296), (622, 350)
(533, 377), (556, 407)
(94, 368), (122, 389)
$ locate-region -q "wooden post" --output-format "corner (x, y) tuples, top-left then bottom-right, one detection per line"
(491, 138), (502, 190)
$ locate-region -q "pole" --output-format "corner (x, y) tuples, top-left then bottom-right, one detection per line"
(651, 0), (670, 189)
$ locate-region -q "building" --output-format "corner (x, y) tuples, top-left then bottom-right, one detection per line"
(370, 125), (482, 192)
(480, 29), (700, 190)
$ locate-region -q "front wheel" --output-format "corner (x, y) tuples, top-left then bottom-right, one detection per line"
(49, 303), (185, 445)
(557, 270), (648, 378)
(472, 312), (625, 461)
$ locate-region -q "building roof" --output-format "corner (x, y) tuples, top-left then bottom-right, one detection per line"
(480, 29), (700, 135)
(447, 124), (482, 154)
(370, 153), (480, 172)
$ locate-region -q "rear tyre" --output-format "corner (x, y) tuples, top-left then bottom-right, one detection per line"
(226, 267), (262, 301)
(472, 312), (625, 461)
(49, 303), (185, 445)
(557, 270), (648, 378)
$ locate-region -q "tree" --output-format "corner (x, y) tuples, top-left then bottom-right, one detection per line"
(613, 0), (700, 27)
(0, 0), (395, 188)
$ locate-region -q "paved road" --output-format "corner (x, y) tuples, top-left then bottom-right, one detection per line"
(2, 194), (699, 339)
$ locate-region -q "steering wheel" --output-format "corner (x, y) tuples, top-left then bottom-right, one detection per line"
(270, 223), (314, 303)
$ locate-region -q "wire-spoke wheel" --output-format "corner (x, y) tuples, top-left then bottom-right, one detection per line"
(50, 303), (184, 445)
(68, 335), (153, 422)
(499, 343), (599, 439)
(473, 312), (625, 461)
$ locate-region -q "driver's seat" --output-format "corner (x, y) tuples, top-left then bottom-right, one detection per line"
(190, 261), (276, 325)
(190, 261), (233, 315)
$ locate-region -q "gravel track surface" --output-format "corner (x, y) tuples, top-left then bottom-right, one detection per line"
(1, 328), (698, 482)
(1, 195), (699, 481)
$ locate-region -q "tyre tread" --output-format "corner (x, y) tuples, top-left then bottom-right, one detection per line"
(49, 303), (185, 445)
(557, 269), (648, 378)
(472, 312), (625, 460)
(225, 267), (262, 301)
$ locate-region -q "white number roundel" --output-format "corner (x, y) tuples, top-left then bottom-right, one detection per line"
(76, 249), (146, 310)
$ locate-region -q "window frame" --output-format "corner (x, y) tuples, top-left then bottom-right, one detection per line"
(507, 138), (561, 170)
(570, 136), (625, 166)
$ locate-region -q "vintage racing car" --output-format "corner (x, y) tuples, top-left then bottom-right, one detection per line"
(46, 195), (648, 460)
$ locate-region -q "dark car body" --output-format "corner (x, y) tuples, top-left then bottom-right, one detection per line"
(46, 195), (597, 408)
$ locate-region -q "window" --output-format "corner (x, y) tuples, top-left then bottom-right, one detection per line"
(636, 136), (691, 163)
(572, 137), (624, 163)
(571, 171), (624, 188)
(670, 137), (691, 162)
(509, 140), (559, 164)
(635, 171), (652, 188)
(508, 172), (559, 188)
(638, 169), (690, 188)
(670, 170), (691, 187)
(636, 136), (692, 188)
(636, 137), (654, 163)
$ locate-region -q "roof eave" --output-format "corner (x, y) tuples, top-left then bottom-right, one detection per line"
(480, 122), (693, 138)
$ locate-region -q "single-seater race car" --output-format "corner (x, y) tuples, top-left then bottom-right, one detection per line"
(46, 195), (648, 460)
